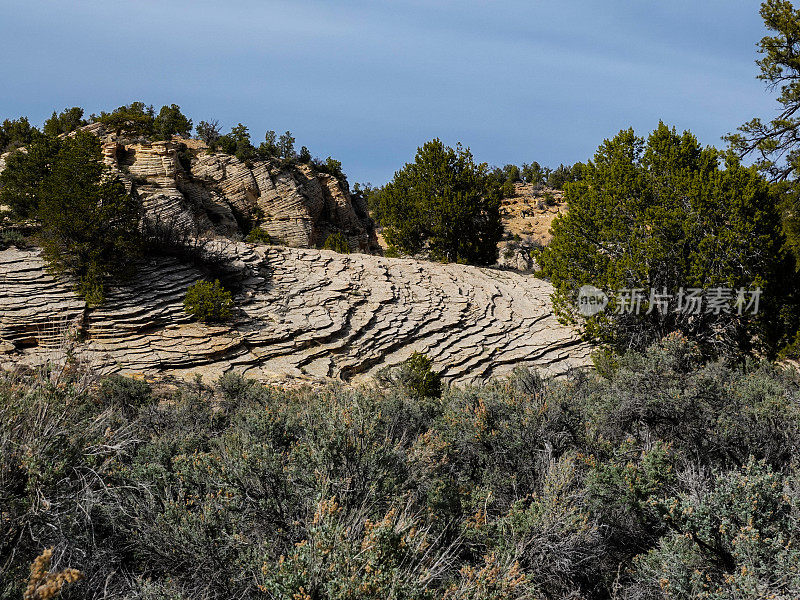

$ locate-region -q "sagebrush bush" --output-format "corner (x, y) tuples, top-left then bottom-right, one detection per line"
(630, 459), (800, 599)
(183, 279), (233, 323)
(23, 548), (83, 600)
(2, 336), (800, 599)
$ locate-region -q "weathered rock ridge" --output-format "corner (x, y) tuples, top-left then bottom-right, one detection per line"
(0, 244), (591, 385)
(0, 124), (379, 253)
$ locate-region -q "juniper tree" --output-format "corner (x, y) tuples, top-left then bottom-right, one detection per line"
(278, 131), (295, 159)
(371, 138), (503, 265)
(153, 104), (193, 140)
(0, 131), (142, 304)
(96, 102), (155, 136)
(724, 0), (800, 351)
(196, 120), (221, 148)
(43, 107), (86, 137)
(540, 123), (793, 356)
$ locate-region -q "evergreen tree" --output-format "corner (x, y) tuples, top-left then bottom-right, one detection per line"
(153, 104), (193, 140)
(0, 131), (142, 303)
(258, 130), (279, 158)
(521, 161), (546, 184)
(42, 107), (86, 137)
(217, 123), (255, 161)
(540, 123), (794, 356)
(0, 131), (59, 218)
(727, 1), (800, 182)
(97, 102), (155, 136)
(372, 139), (503, 265)
(724, 0), (800, 353)
(196, 120), (221, 148)
(278, 131), (295, 159)
(0, 117), (37, 153)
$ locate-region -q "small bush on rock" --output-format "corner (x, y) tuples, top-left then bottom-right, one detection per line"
(183, 279), (233, 323)
(245, 227), (272, 245)
(377, 351), (443, 398)
(0, 229), (26, 249)
(322, 231), (350, 254)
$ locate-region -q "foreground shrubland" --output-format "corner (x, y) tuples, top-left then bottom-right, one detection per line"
(2, 336), (800, 599)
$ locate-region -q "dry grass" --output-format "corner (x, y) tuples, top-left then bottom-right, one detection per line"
(23, 549), (82, 600)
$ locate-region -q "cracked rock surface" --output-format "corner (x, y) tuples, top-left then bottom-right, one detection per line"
(0, 244), (591, 385)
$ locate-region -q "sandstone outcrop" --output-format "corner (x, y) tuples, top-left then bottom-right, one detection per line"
(0, 244), (592, 385)
(13, 124), (380, 253)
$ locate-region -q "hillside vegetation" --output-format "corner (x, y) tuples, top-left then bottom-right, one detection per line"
(2, 335), (800, 599)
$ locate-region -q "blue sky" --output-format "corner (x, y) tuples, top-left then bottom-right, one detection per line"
(0, 1), (773, 184)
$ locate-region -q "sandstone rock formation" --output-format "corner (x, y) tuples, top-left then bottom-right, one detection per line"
(0, 244), (592, 385)
(0, 124), (379, 253)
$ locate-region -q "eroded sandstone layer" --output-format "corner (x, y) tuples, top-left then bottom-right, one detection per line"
(0, 244), (591, 385)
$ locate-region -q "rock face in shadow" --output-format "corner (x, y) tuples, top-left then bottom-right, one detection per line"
(0, 244), (592, 385)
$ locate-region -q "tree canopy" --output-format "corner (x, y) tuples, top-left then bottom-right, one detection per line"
(42, 107), (86, 137)
(0, 117), (36, 153)
(96, 101), (155, 137)
(153, 104), (193, 140)
(371, 139), (503, 265)
(0, 131), (142, 304)
(726, 0), (800, 182)
(540, 123), (795, 357)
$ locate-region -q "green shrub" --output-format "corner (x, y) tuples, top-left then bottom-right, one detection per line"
(377, 351), (442, 398)
(321, 231), (350, 253)
(590, 347), (618, 380)
(245, 227), (272, 245)
(183, 279), (233, 323)
(96, 375), (154, 415)
(0, 229), (25, 249)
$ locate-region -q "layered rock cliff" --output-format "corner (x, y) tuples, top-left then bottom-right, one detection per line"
(0, 244), (591, 385)
(68, 124), (379, 253)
